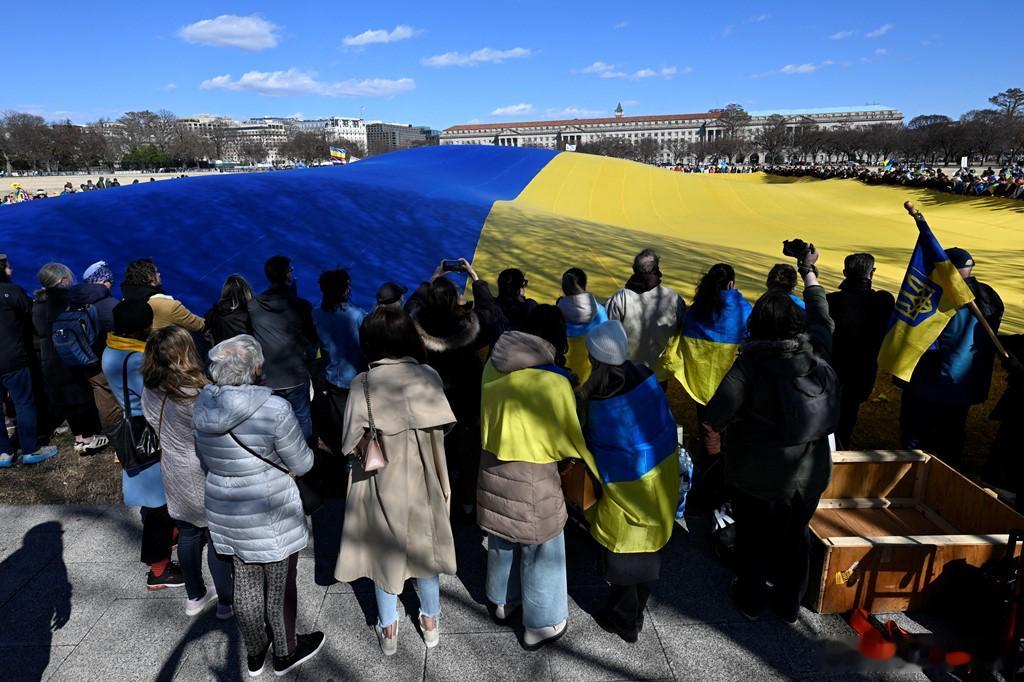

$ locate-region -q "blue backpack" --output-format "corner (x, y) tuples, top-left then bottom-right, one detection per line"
(52, 305), (100, 367)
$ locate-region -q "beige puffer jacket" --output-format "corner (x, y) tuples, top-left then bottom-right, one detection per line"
(476, 332), (567, 545)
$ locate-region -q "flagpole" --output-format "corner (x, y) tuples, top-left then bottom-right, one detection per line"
(904, 201), (1009, 359)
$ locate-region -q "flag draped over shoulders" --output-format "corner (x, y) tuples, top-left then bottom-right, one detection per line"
(584, 373), (679, 553)
(480, 361), (591, 465)
(661, 288), (752, 405)
(878, 214), (975, 381)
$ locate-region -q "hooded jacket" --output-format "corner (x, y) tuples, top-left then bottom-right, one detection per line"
(704, 285), (836, 502)
(606, 281), (685, 371)
(192, 384), (314, 562)
(477, 331), (591, 544)
(248, 285), (317, 390)
(143, 387), (208, 528)
(204, 300), (253, 346)
(558, 293), (609, 383)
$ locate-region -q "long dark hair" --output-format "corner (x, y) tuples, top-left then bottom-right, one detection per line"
(497, 268), (527, 302)
(747, 291), (805, 341)
(217, 274), (253, 311)
(426, 276), (460, 314)
(359, 306), (426, 364)
(691, 263), (735, 323)
(318, 269), (351, 311)
(561, 268), (587, 296)
(766, 264), (797, 294)
(525, 304), (568, 367)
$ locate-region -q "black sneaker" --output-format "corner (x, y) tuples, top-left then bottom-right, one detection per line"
(146, 562), (186, 590)
(247, 640), (271, 677)
(273, 631), (325, 676)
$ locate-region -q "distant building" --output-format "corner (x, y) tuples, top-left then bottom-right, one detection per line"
(441, 104), (903, 163)
(225, 121), (290, 164)
(366, 122), (437, 153)
(293, 117), (368, 151)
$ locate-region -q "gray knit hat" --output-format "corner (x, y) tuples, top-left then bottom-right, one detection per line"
(585, 320), (629, 366)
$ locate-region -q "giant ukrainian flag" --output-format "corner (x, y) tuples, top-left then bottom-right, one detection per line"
(661, 288), (752, 405)
(877, 212), (975, 381)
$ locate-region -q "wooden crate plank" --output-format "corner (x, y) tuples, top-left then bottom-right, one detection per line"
(832, 450), (930, 463)
(922, 457), (1024, 534)
(817, 497), (917, 510)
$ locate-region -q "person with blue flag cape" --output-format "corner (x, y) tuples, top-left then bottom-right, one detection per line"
(477, 306), (587, 650)
(661, 264), (752, 406)
(883, 202), (1003, 467)
(556, 268), (608, 384)
(576, 320), (679, 643)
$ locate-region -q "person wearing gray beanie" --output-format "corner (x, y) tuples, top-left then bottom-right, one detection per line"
(576, 319), (678, 644)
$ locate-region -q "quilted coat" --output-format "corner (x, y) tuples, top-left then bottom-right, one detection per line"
(143, 387), (207, 528)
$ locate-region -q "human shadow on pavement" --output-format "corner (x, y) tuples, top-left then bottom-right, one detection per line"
(0, 521), (71, 679)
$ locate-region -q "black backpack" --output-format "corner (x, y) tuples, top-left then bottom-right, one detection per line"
(51, 305), (100, 367)
(775, 355), (840, 446)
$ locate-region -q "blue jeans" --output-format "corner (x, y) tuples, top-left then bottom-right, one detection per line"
(374, 576), (440, 628)
(0, 367), (38, 454)
(486, 532), (568, 629)
(177, 521), (234, 604)
(274, 384), (313, 441)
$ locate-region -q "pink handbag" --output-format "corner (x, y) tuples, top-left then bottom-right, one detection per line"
(355, 370), (387, 472)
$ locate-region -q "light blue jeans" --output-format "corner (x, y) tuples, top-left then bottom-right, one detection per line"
(374, 576), (440, 628)
(486, 532), (568, 629)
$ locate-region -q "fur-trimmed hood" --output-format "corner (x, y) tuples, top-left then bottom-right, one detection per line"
(414, 310), (481, 353)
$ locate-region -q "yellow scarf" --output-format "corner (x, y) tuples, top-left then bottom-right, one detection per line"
(106, 333), (147, 353)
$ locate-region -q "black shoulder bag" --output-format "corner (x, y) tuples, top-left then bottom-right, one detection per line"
(112, 352), (162, 474)
(227, 431), (323, 515)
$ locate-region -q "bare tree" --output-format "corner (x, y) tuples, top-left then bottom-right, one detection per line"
(989, 88), (1024, 119)
(716, 104), (750, 139)
(633, 137), (661, 164)
(238, 139), (269, 165)
(329, 136), (366, 159)
(753, 115), (790, 164)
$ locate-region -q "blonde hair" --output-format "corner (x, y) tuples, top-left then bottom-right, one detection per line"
(141, 326), (209, 400)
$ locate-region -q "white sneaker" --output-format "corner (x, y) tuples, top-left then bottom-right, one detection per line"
(77, 434), (109, 456)
(185, 586), (218, 616)
(376, 620), (399, 656)
(523, 619), (568, 650)
(419, 615), (439, 649)
(0, 453), (16, 469)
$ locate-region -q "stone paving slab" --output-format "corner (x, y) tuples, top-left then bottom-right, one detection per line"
(0, 505), (940, 681)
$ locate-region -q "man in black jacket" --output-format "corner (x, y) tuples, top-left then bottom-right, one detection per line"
(248, 255), (317, 440)
(826, 253), (895, 448)
(0, 255), (58, 467)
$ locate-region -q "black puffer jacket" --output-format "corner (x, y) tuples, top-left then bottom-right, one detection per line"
(826, 278), (895, 403)
(204, 301), (253, 345)
(248, 285), (316, 390)
(31, 288), (96, 406)
(0, 281), (34, 375)
(705, 285), (836, 502)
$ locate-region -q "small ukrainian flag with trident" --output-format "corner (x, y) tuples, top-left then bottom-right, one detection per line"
(329, 146), (348, 164)
(877, 202), (975, 381)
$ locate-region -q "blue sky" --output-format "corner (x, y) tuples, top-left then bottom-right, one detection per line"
(5, 2), (1018, 128)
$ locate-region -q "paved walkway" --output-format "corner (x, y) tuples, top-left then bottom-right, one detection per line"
(0, 504), (928, 681)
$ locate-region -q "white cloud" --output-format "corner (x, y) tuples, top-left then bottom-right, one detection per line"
(578, 61), (615, 74)
(613, 20), (629, 29)
(421, 47), (530, 67)
(829, 30), (853, 40)
(780, 63), (821, 74)
(200, 69), (415, 97)
(178, 15), (281, 51)
(866, 23), (893, 38)
(342, 25), (417, 47)
(749, 14), (769, 23)
(162, 83), (177, 91)
(492, 103), (533, 116)
(544, 107), (605, 119)
(874, 47), (888, 55)
(621, 99), (640, 107)
(722, 24), (735, 37)
(581, 63), (683, 80)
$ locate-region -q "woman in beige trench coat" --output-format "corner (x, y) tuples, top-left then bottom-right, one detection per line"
(335, 306), (457, 656)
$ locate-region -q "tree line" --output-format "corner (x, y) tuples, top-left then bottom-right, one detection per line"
(0, 110), (370, 173)
(576, 88), (1024, 166)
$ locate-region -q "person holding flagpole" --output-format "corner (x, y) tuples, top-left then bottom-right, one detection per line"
(880, 203), (1003, 468)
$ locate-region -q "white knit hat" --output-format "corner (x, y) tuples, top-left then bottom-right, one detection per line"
(586, 320), (629, 366)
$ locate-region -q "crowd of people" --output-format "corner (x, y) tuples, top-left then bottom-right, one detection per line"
(769, 163), (1024, 200)
(0, 240), (1015, 676)
(2, 176), (171, 203)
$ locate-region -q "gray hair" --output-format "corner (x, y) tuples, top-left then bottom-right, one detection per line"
(37, 262), (75, 289)
(633, 249), (660, 275)
(208, 335), (264, 386)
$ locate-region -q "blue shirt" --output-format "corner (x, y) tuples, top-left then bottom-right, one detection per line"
(313, 304), (366, 389)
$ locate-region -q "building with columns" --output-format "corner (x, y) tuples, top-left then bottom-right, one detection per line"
(441, 104), (903, 163)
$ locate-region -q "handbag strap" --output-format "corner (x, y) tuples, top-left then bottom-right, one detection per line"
(120, 352), (136, 419)
(227, 430), (293, 478)
(363, 369), (377, 434)
(156, 393), (168, 440)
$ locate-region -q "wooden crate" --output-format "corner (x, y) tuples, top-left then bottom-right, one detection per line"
(807, 450), (1024, 614)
